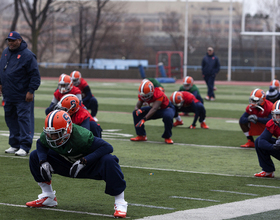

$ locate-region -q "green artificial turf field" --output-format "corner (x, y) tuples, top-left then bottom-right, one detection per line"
(1, 79), (280, 220)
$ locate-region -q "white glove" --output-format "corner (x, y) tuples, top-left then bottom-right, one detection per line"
(69, 158), (87, 178)
(40, 161), (54, 181)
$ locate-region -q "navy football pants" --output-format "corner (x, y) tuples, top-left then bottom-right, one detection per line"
(83, 96), (98, 117)
(255, 137), (280, 172)
(132, 104), (175, 139)
(4, 100), (34, 153)
(29, 150), (126, 196)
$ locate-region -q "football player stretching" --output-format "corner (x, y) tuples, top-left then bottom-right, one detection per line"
(26, 110), (127, 218)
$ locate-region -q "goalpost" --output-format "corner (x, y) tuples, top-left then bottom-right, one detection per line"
(240, 0), (279, 81)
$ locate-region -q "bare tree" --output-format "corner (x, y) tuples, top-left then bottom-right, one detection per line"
(18, 0), (53, 56)
(160, 11), (184, 51)
(65, 0), (127, 65)
(0, 0), (20, 53)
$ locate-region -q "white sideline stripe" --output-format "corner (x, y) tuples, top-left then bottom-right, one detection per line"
(136, 194), (280, 220)
(104, 137), (249, 150)
(170, 196), (220, 202)
(210, 190), (258, 196)
(0, 203), (115, 218)
(120, 165), (253, 178)
(226, 120), (239, 123)
(0, 130), (249, 150)
(0, 154), (259, 178)
(129, 203), (174, 210)
(247, 184), (280, 189)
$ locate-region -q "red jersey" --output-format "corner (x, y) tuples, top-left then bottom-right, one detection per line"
(181, 91), (200, 107)
(76, 78), (88, 92)
(245, 100), (273, 118)
(266, 119), (280, 138)
(54, 86), (81, 101)
(138, 87), (170, 109)
(71, 105), (95, 125)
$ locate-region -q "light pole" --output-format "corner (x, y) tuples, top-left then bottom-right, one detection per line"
(183, 0), (188, 78)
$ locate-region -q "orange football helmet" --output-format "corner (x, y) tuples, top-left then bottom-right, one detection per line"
(270, 79), (280, 90)
(183, 76), (194, 90)
(170, 91), (184, 107)
(58, 74), (73, 94)
(70, 70), (82, 87)
(139, 79), (154, 101)
(249, 88), (266, 107)
(56, 94), (80, 116)
(43, 110), (72, 148)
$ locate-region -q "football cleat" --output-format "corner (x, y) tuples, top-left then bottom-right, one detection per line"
(173, 120), (183, 127)
(189, 125), (196, 129)
(205, 96), (210, 101)
(5, 147), (19, 154)
(240, 140), (255, 148)
(26, 192), (57, 208)
(200, 122), (209, 129)
(130, 136), (147, 141)
(15, 148), (28, 156)
(114, 201), (127, 218)
(254, 171), (274, 178)
(210, 97), (215, 101)
(164, 138), (173, 144)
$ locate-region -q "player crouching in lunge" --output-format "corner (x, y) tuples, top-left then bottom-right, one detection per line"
(130, 79), (175, 144)
(26, 110), (127, 218)
(170, 91), (209, 129)
(254, 100), (280, 178)
(239, 89), (273, 148)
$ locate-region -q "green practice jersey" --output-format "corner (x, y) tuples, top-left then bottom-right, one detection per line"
(40, 124), (94, 162)
(179, 84), (201, 95)
(147, 78), (163, 88)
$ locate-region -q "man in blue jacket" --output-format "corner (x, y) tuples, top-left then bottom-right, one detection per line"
(201, 47), (220, 101)
(0, 31), (41, 156)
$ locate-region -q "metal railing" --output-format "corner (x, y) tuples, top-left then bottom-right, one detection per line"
(39, 62), (279, 73)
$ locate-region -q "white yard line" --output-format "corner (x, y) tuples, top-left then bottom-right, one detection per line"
(210, 189), (258, 196)
(170, 196), (220, 203)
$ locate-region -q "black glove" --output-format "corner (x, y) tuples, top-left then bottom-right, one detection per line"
(248, 115), (258, 124)
(40, 161), (54, 181)
(69, 158), (87, 178)
(273, 139), (280, 151)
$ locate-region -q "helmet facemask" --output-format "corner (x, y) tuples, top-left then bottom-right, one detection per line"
(72, 78), (80, 86)
(58, 83), (70, 94)
(183, 83), (192, 90)
(272, 100), (280, 126)
(140, 92), (153, 101)
(272, 111), (280, 126)
(44, 110), (72, 148)
(43, 126), (71, 148)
